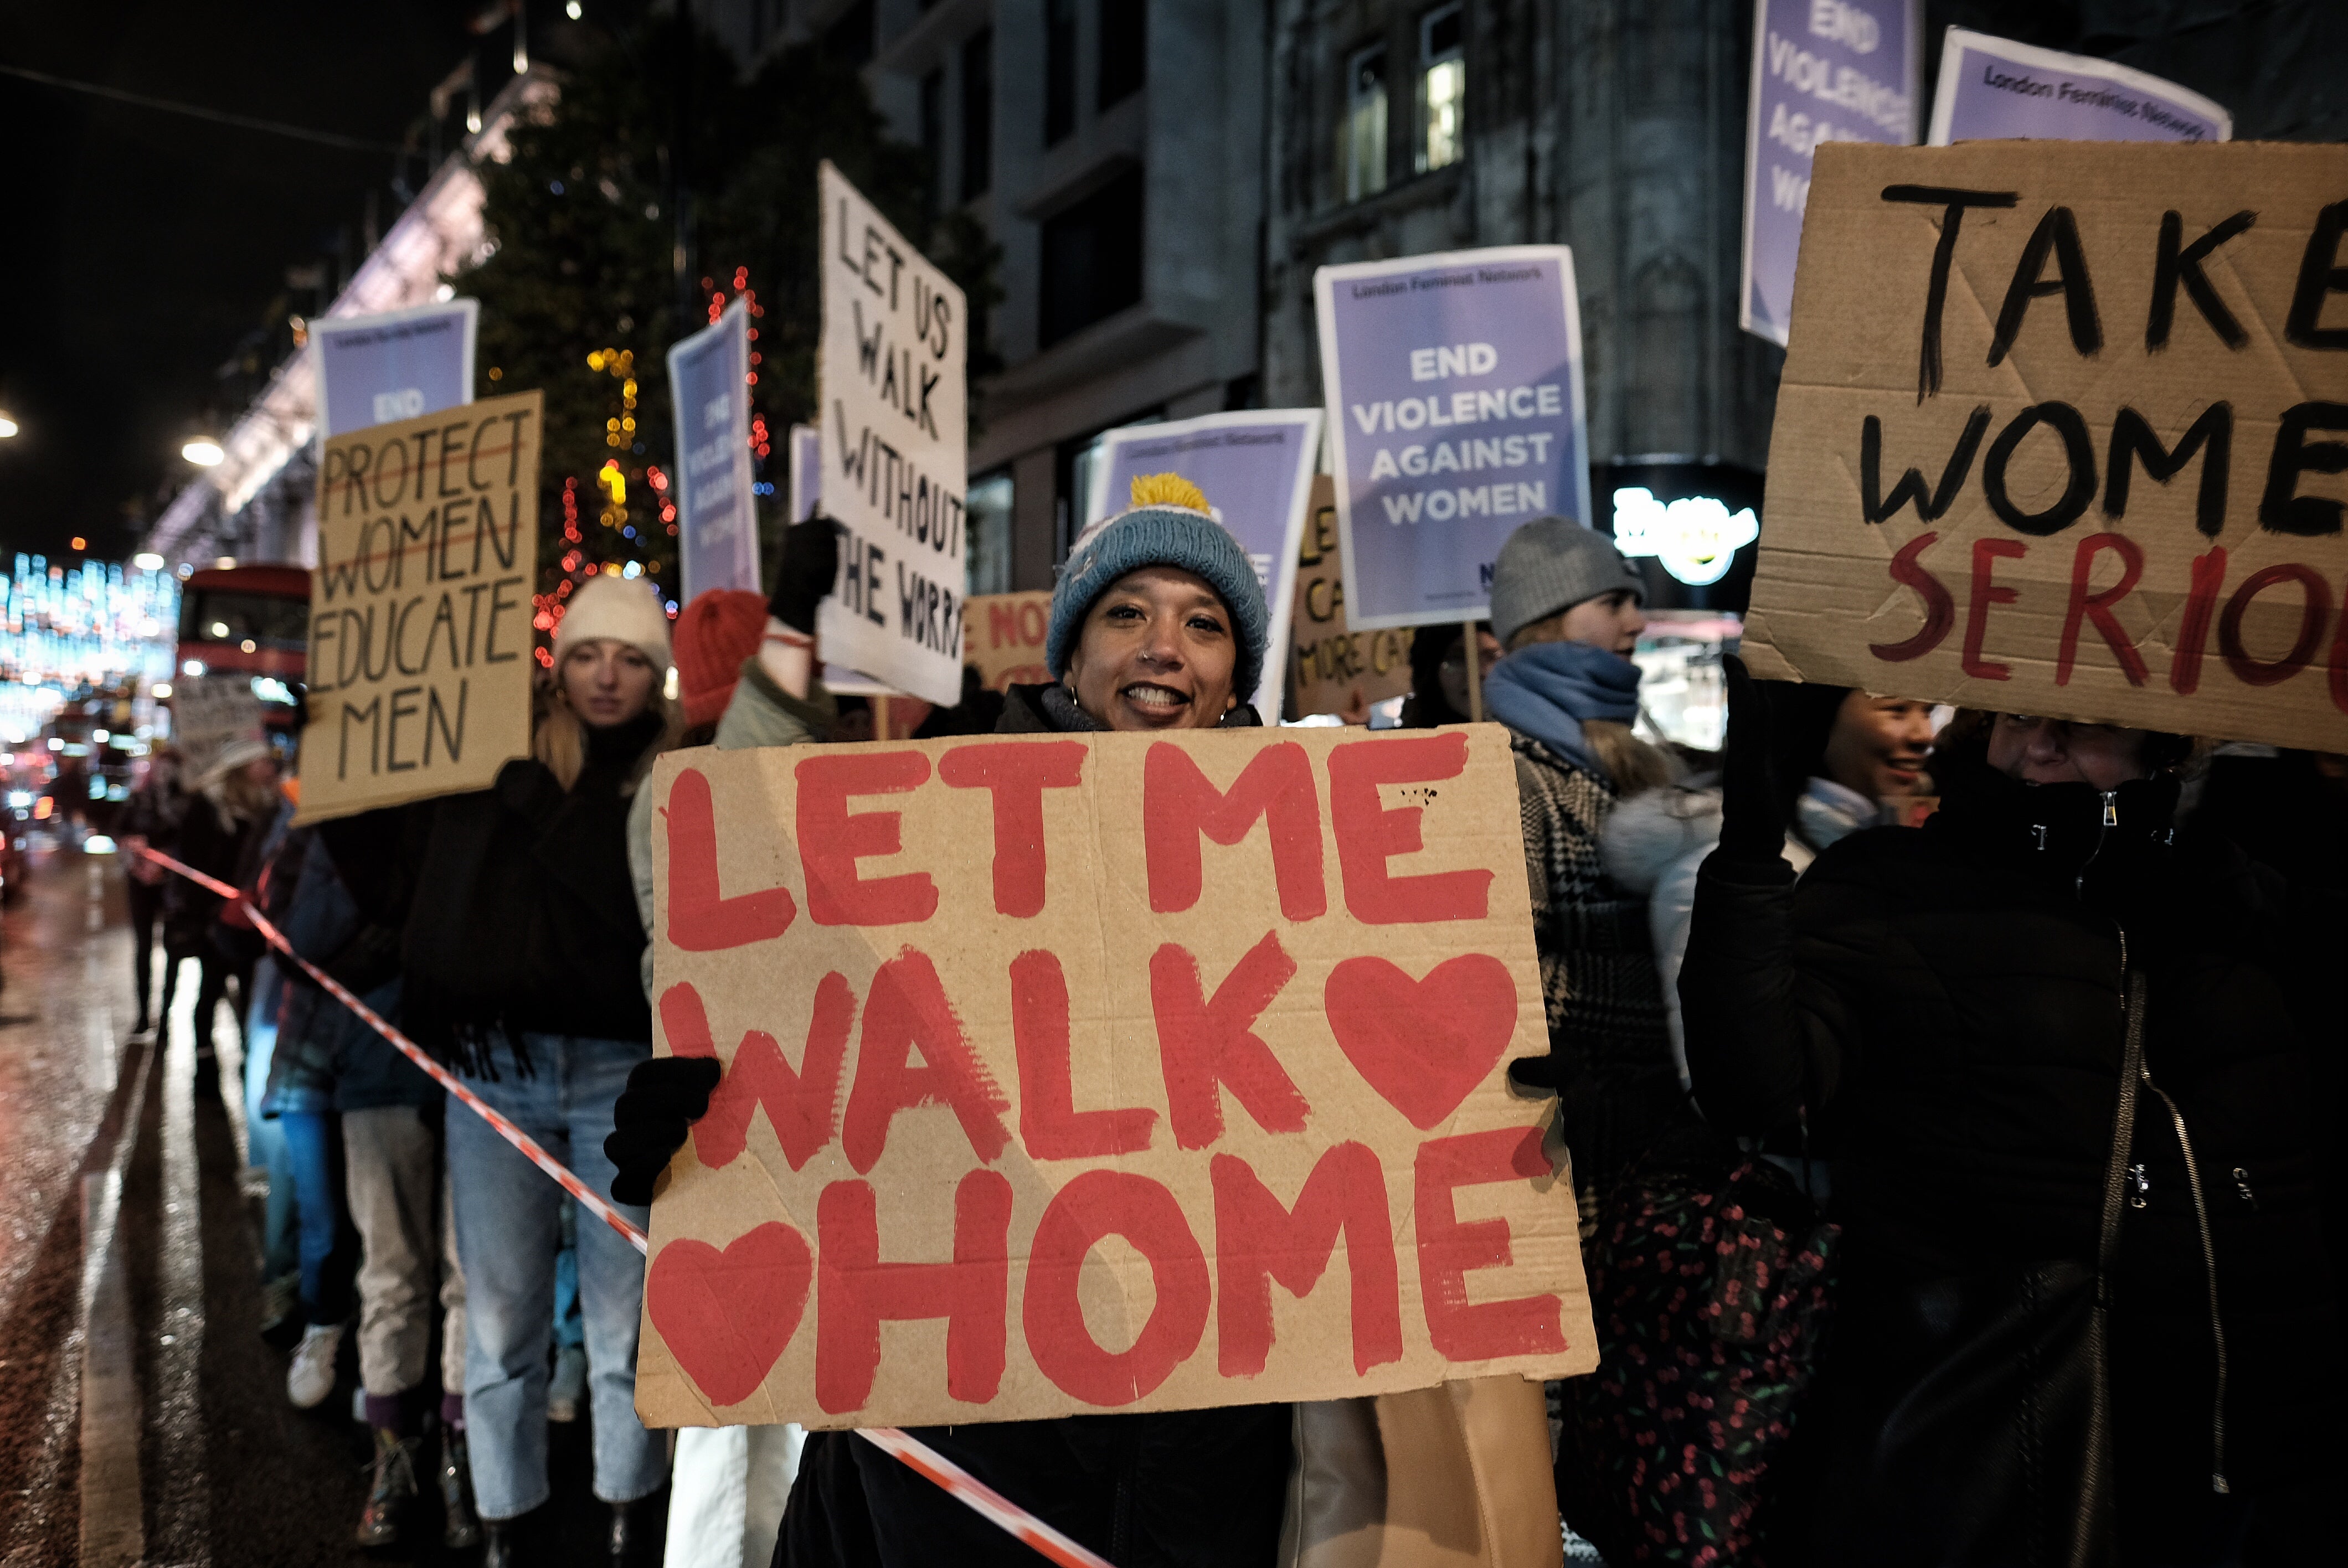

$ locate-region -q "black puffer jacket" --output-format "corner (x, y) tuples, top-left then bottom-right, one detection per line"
(401, 711), (662, 1054)
(1682, 752), (2341, 1519)
(780, 683), (1290, 1568)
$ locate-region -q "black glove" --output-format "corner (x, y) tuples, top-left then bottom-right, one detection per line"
(605, 1055), (723, 1206)
(769, 517), (843, 635)
(1716, 654), (1792, 865)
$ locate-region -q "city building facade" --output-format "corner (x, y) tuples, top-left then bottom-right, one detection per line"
(730, 0), (1777, 601)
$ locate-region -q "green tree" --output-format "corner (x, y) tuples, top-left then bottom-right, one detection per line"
(456, 17), (997, 635)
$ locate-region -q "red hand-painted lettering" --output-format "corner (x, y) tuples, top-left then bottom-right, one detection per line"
(665, 767), (796, 950)
(1011, 950), (1155, 1159)
(660, 976), (852, 1172)
(815, 1171), (1012, 1412)
(1142, 741), (1327, 920)
(1413, 1127), (1565, 1361)
(842, 947), (1012, 1173)
(938, 741), (1086, 917)
(1211, 1144), (1402, 1376)
(1150, 931), (1307, 1150)
(796, 751), (938, 926)
(1022, 1170), (1210, 1406)
(1327, 735), (1492, 924)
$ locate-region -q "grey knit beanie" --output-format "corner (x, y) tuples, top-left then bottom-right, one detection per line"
(1488, 515), (1645, 649)
(1046, 488), (1270, 701)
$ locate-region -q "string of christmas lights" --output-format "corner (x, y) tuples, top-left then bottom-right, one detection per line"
(535, 269), (777, 646)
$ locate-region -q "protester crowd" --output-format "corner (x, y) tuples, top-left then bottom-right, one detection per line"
(115, 478), (2341, 1568)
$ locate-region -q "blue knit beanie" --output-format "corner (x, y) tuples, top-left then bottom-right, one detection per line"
(1046, 476), (1270, 701)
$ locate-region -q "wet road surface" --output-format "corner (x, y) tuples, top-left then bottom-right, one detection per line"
(0, 842), (644, 1566)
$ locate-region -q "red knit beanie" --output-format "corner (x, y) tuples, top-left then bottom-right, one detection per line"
(674, 590), (770, 728)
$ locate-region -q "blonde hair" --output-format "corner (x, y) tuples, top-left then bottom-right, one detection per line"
(532, 677), (683, 793)
(1503, 615), (1679, 793)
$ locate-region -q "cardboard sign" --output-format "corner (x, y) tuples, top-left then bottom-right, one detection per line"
(1082, 411), (1325, 721)
(816, 162), (968, 708)
(311, 300), (479, 439)
(296, 390), (543, 824)
(1316, 247), (1592, 632)
(670, 299), (761, 601)
(1928, 28), (2230, 147)
(171, 673), (266, 778)
(634, 725), (1593, 1429)
(1290, 478), (1412, 718)
(962, 590), (1054, 692)
(1744, 142), (2348, 751)
(1740, 0), (1920, 347)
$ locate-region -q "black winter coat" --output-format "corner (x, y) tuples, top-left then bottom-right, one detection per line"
(401, 712), (662, 1054)
(779, 683), (1291, 1568)
(1682, 755), (2341, 1528)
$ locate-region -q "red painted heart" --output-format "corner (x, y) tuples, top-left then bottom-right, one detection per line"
(1325, 955), (1518, 1129)
(646, 1222), (813, 1408)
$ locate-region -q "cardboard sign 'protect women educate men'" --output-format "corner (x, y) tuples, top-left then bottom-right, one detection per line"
(632, 725), (1593, 1430)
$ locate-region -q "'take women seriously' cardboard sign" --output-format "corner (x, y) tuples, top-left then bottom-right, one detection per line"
(1746, 142), (2348, 752)
(633, 725), (1592, 1430)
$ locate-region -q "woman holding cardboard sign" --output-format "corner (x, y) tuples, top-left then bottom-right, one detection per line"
(611, 476), (1297, 1567)
(1682, 669), (2340, 1561)
(403, 572), (684, 1567)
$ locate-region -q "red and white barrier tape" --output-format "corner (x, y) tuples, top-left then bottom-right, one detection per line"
(133, 844), (1115, 1568)
(854, 1427), (1115, 1567)
(138, 845), (652, 1254)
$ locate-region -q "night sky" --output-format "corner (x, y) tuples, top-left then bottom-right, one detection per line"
(0, 2), (498, 564)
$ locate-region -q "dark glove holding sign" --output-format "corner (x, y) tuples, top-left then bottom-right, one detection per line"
(769, 515), (841, 636)
(605, 517), (840, 1206)
(1712, 653), (1798, 875)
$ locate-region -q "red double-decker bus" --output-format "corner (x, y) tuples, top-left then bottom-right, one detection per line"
(174, 564), (311, 734)
(174, 564), (310, 682)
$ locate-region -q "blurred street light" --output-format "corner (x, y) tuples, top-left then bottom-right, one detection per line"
(0, 411), (18, 438)
(182, 437), (224, 466)
(133, 552), (166, 570)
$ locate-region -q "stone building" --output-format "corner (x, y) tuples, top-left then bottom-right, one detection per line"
(1262, 0), (1780, 607)
(726, 0), (1777, 601)
(735, 0), (1271, 592)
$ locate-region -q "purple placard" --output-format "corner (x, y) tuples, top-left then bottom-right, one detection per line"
(788, 423), (822, 523)
(311, 300), (478, 438)
(1741, 0), (1920, 348)
(1083, 410), (1324, 719)
(1928, 27), (2230, 147)
(668, 299), (759, 602)
(1315, 247), (1589, 632)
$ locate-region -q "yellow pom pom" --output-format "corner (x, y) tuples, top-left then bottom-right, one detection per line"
(1129, 472), (1212, 515)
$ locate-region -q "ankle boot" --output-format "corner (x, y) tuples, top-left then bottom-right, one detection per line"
(608, 1493), (663, 1566)
(356, 1430), (419, 1547)
(439, 1428), (483, 1549)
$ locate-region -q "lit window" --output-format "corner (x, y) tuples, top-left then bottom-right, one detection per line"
(1342, 45), (1388, 203)
(1418, 4), (1464, 175)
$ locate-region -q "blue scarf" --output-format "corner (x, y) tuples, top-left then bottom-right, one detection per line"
(1480, 640), (1642, 774)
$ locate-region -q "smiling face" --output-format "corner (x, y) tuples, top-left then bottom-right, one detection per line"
(1065, 566), (1239, 731)
(1822, 693), (1937, 800)
(1985, 714), (2152, 790)
(559, 637), (660, 729)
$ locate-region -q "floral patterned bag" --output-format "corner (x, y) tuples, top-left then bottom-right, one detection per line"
(1553, 1132), (1839, 1565)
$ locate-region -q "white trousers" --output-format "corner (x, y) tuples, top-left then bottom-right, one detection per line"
(663, 1423), (802, 1568)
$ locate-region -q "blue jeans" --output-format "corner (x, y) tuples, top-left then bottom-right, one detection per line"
(240, 967), (297, 1283)
(446, 1031), (660, 1520)
(279, 1111), (350, 1321)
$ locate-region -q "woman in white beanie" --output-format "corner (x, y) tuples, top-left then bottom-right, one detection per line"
(399, 572), (681, 1567)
